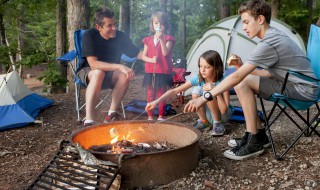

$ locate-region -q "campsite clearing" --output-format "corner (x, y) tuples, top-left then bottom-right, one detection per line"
(0, 64), (319, 189)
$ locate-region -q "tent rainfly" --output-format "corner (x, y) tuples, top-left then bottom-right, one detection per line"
(0, 71), (53, 131)
(185, 15), (306, 95)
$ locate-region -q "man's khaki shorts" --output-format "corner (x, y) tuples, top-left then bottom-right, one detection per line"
(77, 67), (114, 89)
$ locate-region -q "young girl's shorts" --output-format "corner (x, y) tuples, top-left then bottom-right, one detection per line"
(192, 86), (234, 124)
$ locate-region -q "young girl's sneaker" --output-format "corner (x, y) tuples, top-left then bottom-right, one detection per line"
(148, 116), (154, 121)
(210, 123), (225, 136)
(193, 119), (210, 130)
(157, 117), (165, 121)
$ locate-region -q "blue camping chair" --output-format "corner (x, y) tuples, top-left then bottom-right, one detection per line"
(259, 24), (320, 160)
(57, 29), (136, 122)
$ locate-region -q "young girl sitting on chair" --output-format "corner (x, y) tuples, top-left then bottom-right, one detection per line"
(145, 50), (234, 136)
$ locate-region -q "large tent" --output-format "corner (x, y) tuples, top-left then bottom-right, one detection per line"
(185, 15), (306, 94)
(0, 71), (53, 131)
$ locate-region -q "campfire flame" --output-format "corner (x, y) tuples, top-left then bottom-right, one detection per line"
(107, 127), (170, 155)
(85, 127), (176, 155)
(109, 127), (145, 145)
(110, 133), (135, 144)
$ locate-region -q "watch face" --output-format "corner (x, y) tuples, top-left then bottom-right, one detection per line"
(204, 92), (213, 101)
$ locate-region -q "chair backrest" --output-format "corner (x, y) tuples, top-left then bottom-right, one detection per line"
(74, 29), (86, 72)
(307, 24), (320, 79)
(74, 29), (137, 70)
(172, 67), (187, 83)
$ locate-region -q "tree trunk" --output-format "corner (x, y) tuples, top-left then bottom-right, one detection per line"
(317, 16), (320, 26)
(220, 0), (230, 19)
(67, 0), (90, 51)
(66, 0), (90, 92)
(17, 35), (22, 77)
(182, 0), (186, 58)
(271, 0), (280, 18)
(5, 37), (16, 71)
(119, 0), (130, 36)
(306, 0), (313, 40)
(0, 13), (8, 73)
(160, 0), (167, 14)
(53, 0), (67, 94)
(0, 0), (10, 74)
(17, 6), (25, 78)
(168, 0), (173, 36)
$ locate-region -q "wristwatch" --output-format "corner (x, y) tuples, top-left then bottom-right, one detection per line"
(204, 91), (215, 101)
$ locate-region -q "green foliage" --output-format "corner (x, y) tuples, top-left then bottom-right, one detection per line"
(277, 0), (310, 42)
(37, 63), (67, 93)
(1, 0), (318, 89)
(1, 0), (56, 70)
(0, 45), (10, 67)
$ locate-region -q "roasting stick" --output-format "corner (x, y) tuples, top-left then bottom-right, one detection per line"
(153, 112), (187, 124)
(110, 112), (189, 138)
(130, 112), (188, 133)
(131, 110), (146, 121)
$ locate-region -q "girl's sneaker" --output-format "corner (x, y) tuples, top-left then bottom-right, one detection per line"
(148, 116), (154, 121)
(157, 117), (165, 121)
(210, 123), (225, 136)
(193, 119), (210, 130)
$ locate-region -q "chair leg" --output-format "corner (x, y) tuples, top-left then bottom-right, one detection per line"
(75, 83), (81, 122)
(260, 98), (284, 161)
(181, 91), (185, 104)
(121, 101), (126, 119)
(261, 97), (320, 160)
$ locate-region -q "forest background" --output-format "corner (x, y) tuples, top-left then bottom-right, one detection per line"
(0, 0), (320, 93)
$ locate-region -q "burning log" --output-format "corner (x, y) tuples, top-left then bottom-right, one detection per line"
(89, 140), (177, 154)
(89, 144), (112, 152)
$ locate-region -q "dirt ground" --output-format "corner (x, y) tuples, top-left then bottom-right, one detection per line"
(0, 65), (320, 190)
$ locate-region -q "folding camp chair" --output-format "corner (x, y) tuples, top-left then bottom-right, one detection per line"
(57, 30), (136, 122)
(171, 58), (191, 106)
(259, 24), (320, 160)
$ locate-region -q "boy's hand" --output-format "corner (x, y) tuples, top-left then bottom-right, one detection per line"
(184, 97), (207, 112)
(227, 54), (243, 69)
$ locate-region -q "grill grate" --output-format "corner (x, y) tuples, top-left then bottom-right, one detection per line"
(27, 140), (121, 190)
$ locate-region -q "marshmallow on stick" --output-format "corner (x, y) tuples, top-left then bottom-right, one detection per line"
(227, 55), (240, 66)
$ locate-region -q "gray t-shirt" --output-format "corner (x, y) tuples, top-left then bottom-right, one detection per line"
(247, 27), (319, 101)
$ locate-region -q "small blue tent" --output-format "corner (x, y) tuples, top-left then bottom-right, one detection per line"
(0, 71), (53, 131)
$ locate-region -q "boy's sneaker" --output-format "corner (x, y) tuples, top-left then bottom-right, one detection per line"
(224, 133), (264, 160)
(228, 130), (270, 148)
(227, 132), (250, 148)
(210, 123), (225, 136)
(193, 119), (210, 130)
(104, 112), (123, 123)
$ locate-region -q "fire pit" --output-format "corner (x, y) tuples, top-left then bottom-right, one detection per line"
(72, 120), (201, 189)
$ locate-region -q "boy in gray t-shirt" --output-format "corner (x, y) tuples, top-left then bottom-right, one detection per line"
(249, 27), (318, 101)
(183, 0), (319, 161)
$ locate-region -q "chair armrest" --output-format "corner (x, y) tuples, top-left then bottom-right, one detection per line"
(184, 71), (191, 77)
(121, 54), (137, 63)
(287, 70), (319, 83)
(57, 50), (77, 62)
(280, 70), (319, 94)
